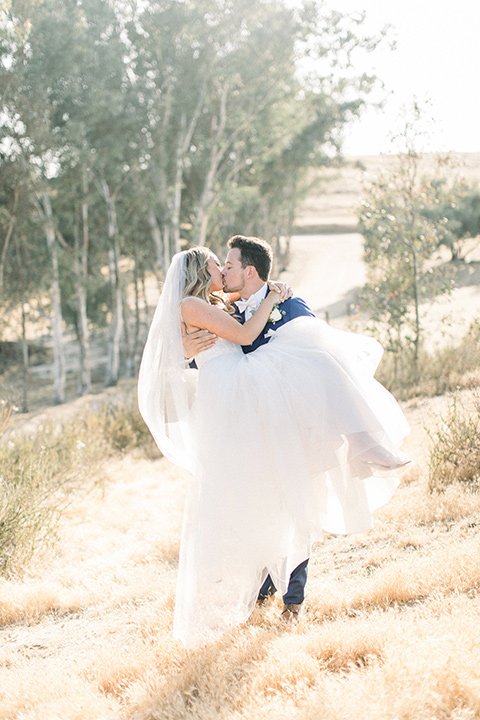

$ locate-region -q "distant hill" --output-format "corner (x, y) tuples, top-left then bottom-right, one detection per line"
(294, 152), (480, 235)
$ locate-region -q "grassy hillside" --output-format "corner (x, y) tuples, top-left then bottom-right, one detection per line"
(1, 390), (480, 719)
(1, 153), (480, 719)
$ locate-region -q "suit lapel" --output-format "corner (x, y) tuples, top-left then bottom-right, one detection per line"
(233, 303), (246, 324)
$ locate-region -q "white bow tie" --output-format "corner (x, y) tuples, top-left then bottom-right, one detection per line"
(235, 296), (261, 314)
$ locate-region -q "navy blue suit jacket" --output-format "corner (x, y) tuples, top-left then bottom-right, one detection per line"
(234, 294), (315, 354)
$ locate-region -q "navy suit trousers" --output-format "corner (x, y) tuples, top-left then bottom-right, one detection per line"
(257, 559), (309, 604)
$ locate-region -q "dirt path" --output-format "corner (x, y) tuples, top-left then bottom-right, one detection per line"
(284, 233), (480, 345)
(280, 233), (366, 322)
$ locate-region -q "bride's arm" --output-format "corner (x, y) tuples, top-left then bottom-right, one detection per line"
(181, 290), (279, 345)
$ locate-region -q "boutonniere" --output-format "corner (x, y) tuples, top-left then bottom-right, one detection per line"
(269, 304), (286, 324)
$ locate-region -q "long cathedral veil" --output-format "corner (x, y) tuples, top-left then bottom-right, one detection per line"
(138, 251), (197, 472)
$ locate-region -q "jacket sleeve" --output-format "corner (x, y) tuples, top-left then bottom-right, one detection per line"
(283, 296), (315, 320)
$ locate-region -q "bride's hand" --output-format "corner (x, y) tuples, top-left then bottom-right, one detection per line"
(182, 325), (217, 359)
(267, 281), (293, 303)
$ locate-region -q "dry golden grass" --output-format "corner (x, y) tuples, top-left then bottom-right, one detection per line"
(2, 152), (480, 718)
(0, 398), (160, 576)
(1, 392), (480, 719)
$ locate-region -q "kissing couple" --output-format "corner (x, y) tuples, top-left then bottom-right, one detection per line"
(138, 234), (412, 649)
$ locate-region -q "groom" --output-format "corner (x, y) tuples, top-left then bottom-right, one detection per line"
(183, 234), (316, 622)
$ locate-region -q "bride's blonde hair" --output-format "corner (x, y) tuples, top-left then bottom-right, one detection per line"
(183, 247), (233, 312)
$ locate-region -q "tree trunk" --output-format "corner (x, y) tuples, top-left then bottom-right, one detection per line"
(124, 250), (141, 379)
(100, 179), (123, 387)
(192, 80), (272, 245)
(105, 246), (123, 386)
(194, 82), (229, 245)
(0, 183), (19, 291)
(41, 191), (66, 404)
(122, 283), (132, 379)
(170, 112), (186, 256)
(406, 200), (421, 368)
(74, 173), (92, 395)
(149, 86), (205, 264)
(412, 247), (421, 366)
(171, 88), (206, 252)
(140, 267), (150, 346)
(148, 208), (169, 275)
(20, 301), (30, 413)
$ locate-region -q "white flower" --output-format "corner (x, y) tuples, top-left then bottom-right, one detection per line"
(76, 440), (86, 450)
(269, 306), (283, 323)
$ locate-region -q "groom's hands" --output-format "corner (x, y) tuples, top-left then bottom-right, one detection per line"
(182, 325), (217, 360)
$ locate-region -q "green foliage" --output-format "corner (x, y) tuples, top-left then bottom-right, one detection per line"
(428, 394), (480, 493)
(1, 0), (381, 269)
(422, 178), (480, 260)
(357, 113), (480, 394)
(0, 405), (104, 574)
(358, 116), (455, 369)
(0, 0), (386, 400)
(376, 321), (480, 400)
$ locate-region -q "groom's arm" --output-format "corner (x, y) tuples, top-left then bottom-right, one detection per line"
(282, 296), (315, 320)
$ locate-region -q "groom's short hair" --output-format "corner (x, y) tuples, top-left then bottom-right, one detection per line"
(227, 235), (272, 282)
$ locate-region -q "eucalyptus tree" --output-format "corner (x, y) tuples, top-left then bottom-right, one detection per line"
(127, 0), (383, 255)
(251, 4), (380, 247)
(0, 6), (46, 409)
(0, 156), (21, 296)
(0, 0), (70, 403)
(1, 0), (389, 403)
(13, 0), (147, 389)
(45, 0), (145, 388)
(125, 0), (212, 268)
(188, 0), (302, 246)
(0, 155), (48, 411)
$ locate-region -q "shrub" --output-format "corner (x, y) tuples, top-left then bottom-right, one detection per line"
(0, 398), (159, 575)
(95, 402), (160, 456)
(375, 321), (480, 401)
(427, 394), (480, 493)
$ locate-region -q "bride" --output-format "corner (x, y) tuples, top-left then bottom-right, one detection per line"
(138, 246), (411, 648)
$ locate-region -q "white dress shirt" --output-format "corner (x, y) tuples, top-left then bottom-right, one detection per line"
(237, 283), (268, 321)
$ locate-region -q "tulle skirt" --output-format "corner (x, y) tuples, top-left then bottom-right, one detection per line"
(173, 317), (410, 647)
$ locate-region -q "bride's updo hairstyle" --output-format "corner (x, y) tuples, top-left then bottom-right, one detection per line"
(183, 247), (233, 312)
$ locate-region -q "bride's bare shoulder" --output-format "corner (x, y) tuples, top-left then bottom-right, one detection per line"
(181, 296), (211, 318)
(180, 296), (206, 307)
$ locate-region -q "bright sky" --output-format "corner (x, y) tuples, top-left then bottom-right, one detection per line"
(329, 0), (480, 156)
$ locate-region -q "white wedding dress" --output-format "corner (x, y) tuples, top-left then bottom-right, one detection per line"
(172, 316), (410, 648)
